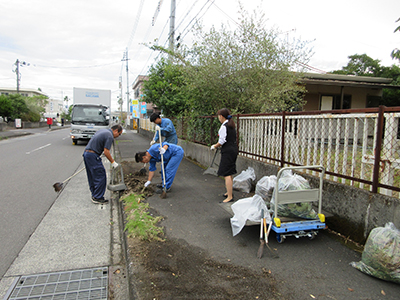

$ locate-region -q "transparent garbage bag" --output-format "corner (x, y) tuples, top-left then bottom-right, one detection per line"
(233, 167), (256, 193)
(230, 195), (271, 236)
(350, 222), (400, 284)
(270, 170), (317, 219)
(255, 175), (277, 203)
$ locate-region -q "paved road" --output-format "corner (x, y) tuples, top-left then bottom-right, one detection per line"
(0, 127), (86, 278)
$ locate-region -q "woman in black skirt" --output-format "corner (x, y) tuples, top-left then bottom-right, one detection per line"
(211, 108), (238, 203)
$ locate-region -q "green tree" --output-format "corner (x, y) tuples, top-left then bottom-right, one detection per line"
(331, 53), (400, 107)
(331, 54), (383, 76)
(0, 95), (13, 121)
(142, 58), (189, 116)
(391, 17), (400, 61)
(146, 4), (311, 116)
(61, 105), (72, 121)
(172, 5), (311, 115)
(381, 64), (400, 106)
(8, 94), (29, 120)
(0, 94), (50, 122)
(23, 95), (48, 122)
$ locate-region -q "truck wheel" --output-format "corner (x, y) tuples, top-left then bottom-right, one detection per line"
(72, 139), (78, 145)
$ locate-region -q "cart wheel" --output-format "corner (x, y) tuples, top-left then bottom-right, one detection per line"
(309, 231), (317, 240)
(276, 233), (285, 243)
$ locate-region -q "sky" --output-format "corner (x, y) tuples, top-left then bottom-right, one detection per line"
(1, 0), (399, 112)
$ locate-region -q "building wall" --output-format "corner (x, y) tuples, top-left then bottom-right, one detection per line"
(303, 84), (383, 111)
(44, 99), (64, 119)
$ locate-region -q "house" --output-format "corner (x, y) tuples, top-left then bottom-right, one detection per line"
(0, 87), (47, 98)
(130, 72), (400, 116)
(301, 73), (400, 111)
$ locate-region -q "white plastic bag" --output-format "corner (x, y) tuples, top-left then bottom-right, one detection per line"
(230, 195), (271, 236)
(233, 167), (256, 193)
(255, 175), (276, 202)
(350, 222), (400, 284)
(271, 170), (317, 219)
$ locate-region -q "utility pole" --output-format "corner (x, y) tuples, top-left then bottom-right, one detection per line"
(119, 75), (123, 121)
(121, 49), (130, 115)
(120, 47), (129, 119)
(13, 59), (29, 93)
(168, 0), (176, 60)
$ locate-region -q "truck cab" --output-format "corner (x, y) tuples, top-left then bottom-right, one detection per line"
(70, 104), (110, 145)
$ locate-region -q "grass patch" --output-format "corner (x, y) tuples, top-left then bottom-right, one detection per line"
(120, 193), (164, 241)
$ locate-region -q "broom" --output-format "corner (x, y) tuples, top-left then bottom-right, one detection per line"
(158, 126), (167, 199)
(53, 167), (86, 192)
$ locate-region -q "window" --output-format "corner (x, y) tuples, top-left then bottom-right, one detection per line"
(320, 94), (351, 110)
(366, 95), (381, 108)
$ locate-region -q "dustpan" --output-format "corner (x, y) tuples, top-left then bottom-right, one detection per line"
(107, 161), (127, 191)
(203, 148), (219, 176)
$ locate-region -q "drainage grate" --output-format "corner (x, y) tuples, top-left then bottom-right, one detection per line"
(6, 267), (108, 300)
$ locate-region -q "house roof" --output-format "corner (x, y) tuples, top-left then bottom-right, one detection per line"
(0, 87), (49, 96)
(132, 75), (149, 90)
(301, 73), (400, 89)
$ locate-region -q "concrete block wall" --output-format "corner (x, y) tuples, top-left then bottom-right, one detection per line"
(140, 129), (400, 244)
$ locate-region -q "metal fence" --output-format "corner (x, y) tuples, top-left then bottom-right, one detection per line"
(141, 106), (400, 197)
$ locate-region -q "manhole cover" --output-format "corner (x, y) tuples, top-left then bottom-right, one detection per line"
(6, 267), (108, 300)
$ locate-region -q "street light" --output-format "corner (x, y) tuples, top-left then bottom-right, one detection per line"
(13, 59), (30, 93)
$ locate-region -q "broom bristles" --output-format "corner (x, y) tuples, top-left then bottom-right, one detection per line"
(160, 190), (167, 199)
(53, 182), (63, 192)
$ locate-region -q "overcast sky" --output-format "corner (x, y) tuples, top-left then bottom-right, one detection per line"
(1, 0), (399, 111)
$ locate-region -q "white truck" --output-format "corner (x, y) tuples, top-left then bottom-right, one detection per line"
(70, 87), (111, 145)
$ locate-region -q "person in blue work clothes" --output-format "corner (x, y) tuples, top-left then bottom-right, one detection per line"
(83, 124), (123, 204)
(150, 112), (178, 145)
(135, 142), (184, 194)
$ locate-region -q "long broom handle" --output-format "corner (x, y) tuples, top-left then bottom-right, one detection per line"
(158, 126), (167, 188)
(62, 167), (86, 184)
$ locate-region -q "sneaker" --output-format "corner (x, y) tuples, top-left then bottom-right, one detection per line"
(91, 197), (109, 204)
(156, 183), (163, 188)
(155, 187), (171, 194)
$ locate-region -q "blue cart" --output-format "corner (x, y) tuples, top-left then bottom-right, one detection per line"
(271, 165), (326, 243)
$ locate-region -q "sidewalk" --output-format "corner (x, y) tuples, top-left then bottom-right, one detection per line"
(117, 129), (399, 300)
(0, 128), (130, 299)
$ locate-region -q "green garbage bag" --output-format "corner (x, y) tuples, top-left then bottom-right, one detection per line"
(350, 222), (400, 284)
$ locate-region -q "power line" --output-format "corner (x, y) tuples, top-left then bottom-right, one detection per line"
(296, 61), (327, 74)
(33, 61), (121, 69)
(212, 2), (239, 26)
(174, 0), (200, 33)
(126, 0), (145, 49)
(178, 0), (215, 42)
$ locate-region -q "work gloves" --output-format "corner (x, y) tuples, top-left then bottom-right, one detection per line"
(112, 161), (119, 168)
(159, 147), (166, 155)
(150, 140), (156, 146)
(210, 145), (217, 150)
(144, 181), (151, 188)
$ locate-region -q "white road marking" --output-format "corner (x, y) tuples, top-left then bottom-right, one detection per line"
(26, 143), (51, 154)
